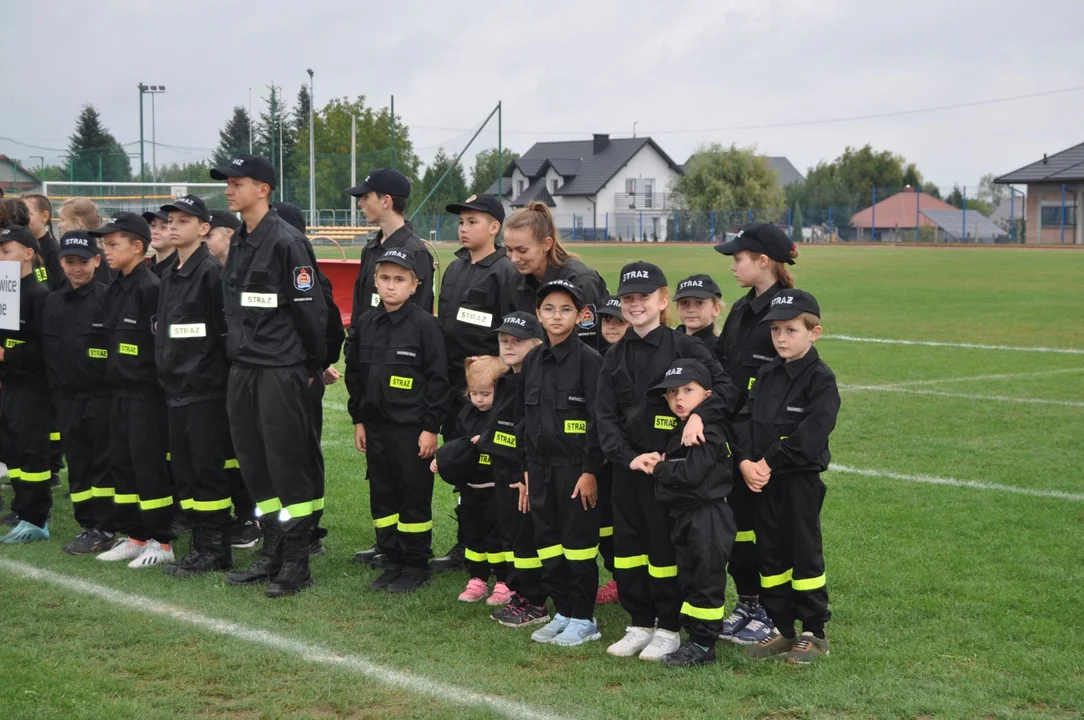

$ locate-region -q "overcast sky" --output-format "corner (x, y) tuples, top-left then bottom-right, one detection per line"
(3, 0), (1082, 193)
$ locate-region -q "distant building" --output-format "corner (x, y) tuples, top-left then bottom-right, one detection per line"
(0, 155), (41, 195)
(995, 142), (1083, 244)
(850, 189), (957, 242)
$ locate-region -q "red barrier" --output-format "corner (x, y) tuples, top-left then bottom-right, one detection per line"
(317, 259), (361, 327)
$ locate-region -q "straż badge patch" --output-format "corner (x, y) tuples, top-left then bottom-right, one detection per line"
(293, 266), (314, 292)
(578, 303), (597, 329)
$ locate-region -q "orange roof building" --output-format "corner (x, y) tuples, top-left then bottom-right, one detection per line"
(850, 189), (956, 229)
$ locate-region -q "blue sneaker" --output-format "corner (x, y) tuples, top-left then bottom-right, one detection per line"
(1, 520), (50, 544)
(731, 604), (774, 646)
(552, 618), (602, 647)
(530, 614), (569, 644)
(719, 601), (755, 640)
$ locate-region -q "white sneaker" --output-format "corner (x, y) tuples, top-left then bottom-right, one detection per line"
(128, 539), (174, 569)
(639, 628), (681, 662)
(606, 626), (655, 657)
(97, 538), (145, 562)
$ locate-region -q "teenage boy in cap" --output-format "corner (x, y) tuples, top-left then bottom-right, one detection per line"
(519, 279), (604, 647)
(431, 193), (519, 572)
(207, 211), (241, 266)
(91, 213), (175, 568)
(143, 209), (177, 279)
(210, 154), (328, 598)
(674, 274), (724, 346)
(735, 289), (840, 664)
(272, 200), (345, 556)
(644, 358), (737, 667)
(42, 231), (115, 554)
(0, 226), (53, 544)
(346, 247), (450, 593)
(153, 195), (234, 577)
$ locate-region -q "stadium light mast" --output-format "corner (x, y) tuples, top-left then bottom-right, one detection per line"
(307, 68), (315, 226)
(138, 83), (165, 189)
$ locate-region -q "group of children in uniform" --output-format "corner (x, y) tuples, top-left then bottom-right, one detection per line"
(0, 155), (841, 669)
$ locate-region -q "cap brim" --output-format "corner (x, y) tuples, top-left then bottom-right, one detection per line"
(536, 286), (584, 310)
(161, 203), (209, 220)
(58, 248), (98, 260)
(617, 282), (663, 296)
(88, 223), (122, 237)
(674, 289), (719, 300)
(713, 239), (746, 256)
(761, 308), (804, 323)
(375, 257), (414, 270)
(597, 307), (624, 318)
(346, 183), (373, 197)
(209, 166), (246, 181)
(142, 210), (168, 223)
(494, 324), (538, 340)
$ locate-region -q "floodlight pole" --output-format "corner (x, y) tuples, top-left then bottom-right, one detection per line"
(307, 69), (315, 225)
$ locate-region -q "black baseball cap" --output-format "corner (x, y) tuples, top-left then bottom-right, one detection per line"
(434, 438), (481, 487)
(89, 212), (151, 242)
(142, 209), (169, 224)
(445, 194), (505, 224)
(494, 311), (544, 341)
(209, 211), (241, 232)
(674, 274), (722, 301)
(374, 247), (414, 270)
(761, 289), (821, 323)
(714, 222), (795, 265)
(58, 230), (99, 260)
(617, 261), (667, 296)
(597, 295), (623, 319)
(0, 225), (41, 252)
(649, 358), (713, 395)
(161, 195), (211, 222)
(536, 279), (584, 310)
(347, 168), (411, 198)
(271, 201), (306, 234)
(209, 154), (277, 189)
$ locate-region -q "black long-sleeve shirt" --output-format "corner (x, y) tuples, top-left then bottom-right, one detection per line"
(733, 346), (840, 475)
(478, 370), (523, 477)
(37, 230), (65, 290)
(596, 325), (737, 470)
(42, 280), (110, 399)
(509, 259), (609, 352)
(519, 335), (604, 476)
(345, 301), (450, 432)
(351, 222), (433, 326)
(714, 283), (784, 409)
(104, 262), (162, 399)
(0, 272), (50, 392)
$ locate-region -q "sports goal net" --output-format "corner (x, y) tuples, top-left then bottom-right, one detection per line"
(42, 181), (229, 220)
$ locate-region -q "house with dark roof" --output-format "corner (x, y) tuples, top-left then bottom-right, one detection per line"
(0, 155), (41, 195)
(485, 134), (685, 240)
(995, 142), (1083, 244)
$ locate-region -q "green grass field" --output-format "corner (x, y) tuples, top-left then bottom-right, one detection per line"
(2, 244), (1082, 719)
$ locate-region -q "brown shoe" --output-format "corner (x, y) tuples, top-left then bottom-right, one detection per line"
(786, 632), (829, 664)
(744, 629), (795, 659)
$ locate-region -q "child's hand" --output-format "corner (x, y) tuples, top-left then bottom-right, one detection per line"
(754, 459), (772, 478)
(322, 366), (341, 385)
(418, 431), (438, 458)
(354, 423), (367, 453)
(572, 473), (598, 510)
(429, 459), (438, 474)
(513, 473), (530, 513)
(629, 452), (662, 474)
(0, 346), (6, 362)
(740, 459), (770, 492)
(681, 413), (705, 447)
(470, 435), (481, 444)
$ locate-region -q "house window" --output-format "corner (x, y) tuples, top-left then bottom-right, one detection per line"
(1040, 205), (1076, 226)
(552, 179), (559, 194)
(643, 178), (655, 208)
(516, 179), (525, 197)
(625, 178), (637, 195)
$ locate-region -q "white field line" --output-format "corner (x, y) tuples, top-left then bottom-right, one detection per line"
(840, 366), (1084, 390)
(0, 559), (570, 720)
(823, 334), (1084, 355)
(828, 464), (1084, 502)
(839, 385), (1084, 408)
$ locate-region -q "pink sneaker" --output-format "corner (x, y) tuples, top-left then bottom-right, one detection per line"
(486, 581), (513, 606)
(595, 579), (619, 605)
(458, 577), (489, 603)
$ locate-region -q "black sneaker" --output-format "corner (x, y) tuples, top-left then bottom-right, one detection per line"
(491, 593), (525, 622)
(309, 537), (326, 556)
(352, 545), (382, 565)
(229, 520), (260, 549)
(664, 640), (717, 668)
(386, 566), (430, 594)
(430, 543), (465, 571)
(497, 597), (549, 628)
(63, 528), (116, 556)
(370, 565), (403, 591)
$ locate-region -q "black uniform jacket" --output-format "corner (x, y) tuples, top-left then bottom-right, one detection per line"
(478, 370), (523, 478)
(733, 346), (840, 475)
(42, 280), (110, 398)
(0, 272), (50, 391)
(345, 300), (450, 432)
(222, 208), (328, 371)
(653, 394), (734, 510)
(351, 222), (433, 327)
(509, 259), (609, 352)
(455, 402), (495, 486)
(714, 282), (785, 409)
(104, 262), (161, 399)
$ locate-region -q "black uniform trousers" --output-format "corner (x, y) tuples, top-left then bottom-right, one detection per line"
(529, 464), (600, 620)
(49, 399), (64, 475)
(365, 422), (433, 569)
(227, 365), (319, 534)
(2, 386), (53, 528)
(307, 376), (327, 531)
(727, 478), (761, 597)
(461, 483), (504, 581)
(612, 465), (681, 632)
(56, 396), (111, 531)
(226, 435), (251, 521)
(110, 395), (173, 543)
(493, 460), (543, 605)
(672, 502), (735, 648)
(597, 463), (615, 573)
(169, 399), (233, 531)
(756, 472), (831, 636)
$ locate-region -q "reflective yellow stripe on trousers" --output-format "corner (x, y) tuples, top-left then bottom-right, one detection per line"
(760, 568), (793, 588)
(680, 602), (726, 621)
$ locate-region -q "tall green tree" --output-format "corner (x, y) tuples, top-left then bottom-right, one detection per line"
(66, 104), (131, 182)
(673, 143), (785, 215)
(213, 106), (253, 166)
(415, 148), (469, 216)
(255, 85), (295, 191)
(469, 147), (519, 196)
(790, 202), (804, 243)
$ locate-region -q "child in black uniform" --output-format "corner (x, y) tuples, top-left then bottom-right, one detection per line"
(647, 359), (737, 667)
(674, 274), (723, 346)
(736, 289), (840, 665)
(0, 225), (53, 544)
